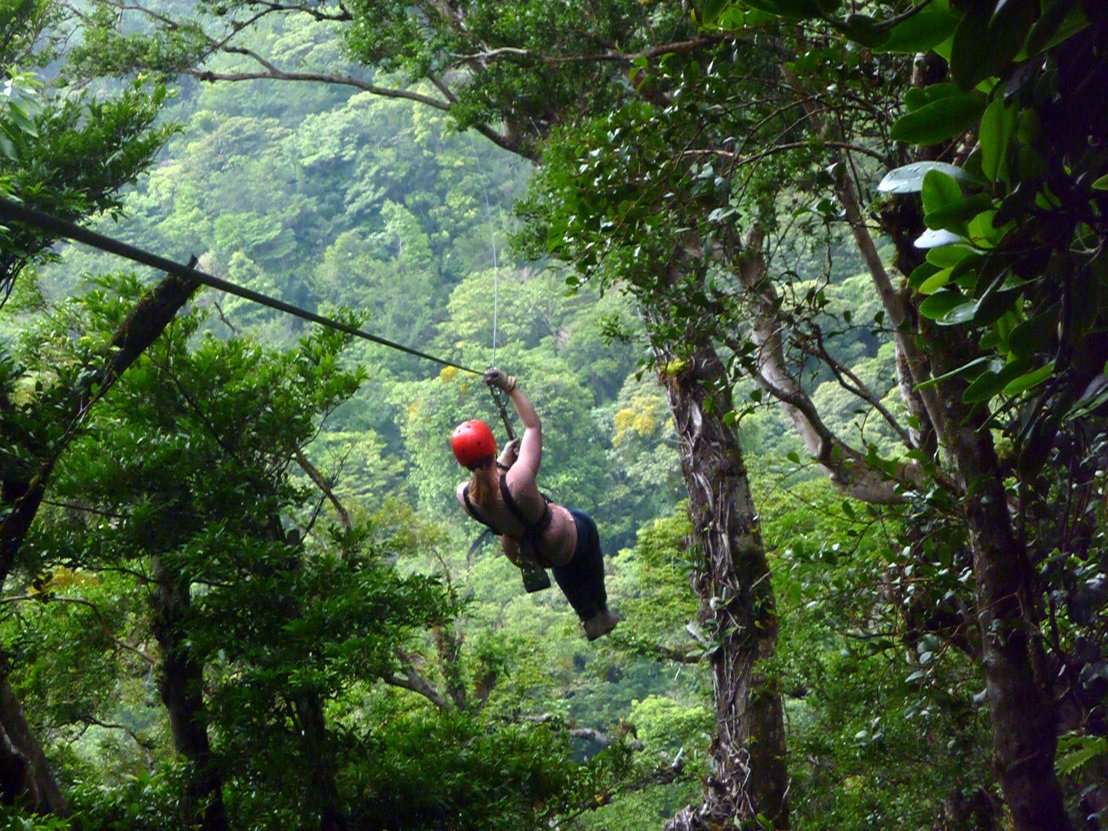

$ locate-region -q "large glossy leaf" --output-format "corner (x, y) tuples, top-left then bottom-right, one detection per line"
(972, 285), (1020, 326)
(908, 261), (940, 289)
(918, 290), (966, 320)
(877, 161), (981, 194)
(876, 1), (958, 53)
(890, 92), (985, 145)
(904, 81), (964, 111)
(1009, 305), (1060, 357)
(914, 228), (964, 249)
(951, 0), (1036, 90)
(926, 244), (977, 268)
(918, 267), (954, 294)
(833, 13), (885, 46)
(963, 357), (1031, 403)
(921, 170), (962, 216)
(1024, 0), (1082, 56)
(1003, 361), (1055, 395)
(698, 0), (731, 26)
(980, 97), (1017, 183)
(937, 299), (979, 325)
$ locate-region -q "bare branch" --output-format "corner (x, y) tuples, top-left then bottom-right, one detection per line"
(451, 35), (728, 66)
(798, 326), (916, 448)
(71, 715), (156, 769)
(189, 65), (453, 111)
(294, 449), (351, 531)
(384, 649), (453, 712)
(728, 228), (912, 504)
(684, 139), (888, 167)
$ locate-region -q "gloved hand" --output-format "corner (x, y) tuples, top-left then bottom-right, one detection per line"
(497, 437), (521, 469)
(484, 368), (517, 393)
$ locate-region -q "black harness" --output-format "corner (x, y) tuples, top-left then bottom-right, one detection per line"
(463, 476), (553, 562)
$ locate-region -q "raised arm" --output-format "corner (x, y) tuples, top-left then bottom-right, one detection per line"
(485, 369), (542, 476)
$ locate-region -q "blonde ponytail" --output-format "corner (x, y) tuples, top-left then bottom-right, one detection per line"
(468, 459), (495, 508)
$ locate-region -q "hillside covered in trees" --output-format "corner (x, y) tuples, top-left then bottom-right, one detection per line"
(1, 0), (1106, 829)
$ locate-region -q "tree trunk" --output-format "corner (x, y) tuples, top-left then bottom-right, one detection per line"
(151, 553), (230, 831)
(660, 343), (789, 830)
(269, 522), (349, 831)
(952, 425), (1072, 831)
(292, 691), (348, 831)
(0, 673), (67, 815)
(920, 322), (1072, 831)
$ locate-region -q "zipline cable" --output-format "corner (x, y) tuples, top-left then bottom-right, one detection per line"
(478, 167), (513, 439)
(0, 197), (484, 376)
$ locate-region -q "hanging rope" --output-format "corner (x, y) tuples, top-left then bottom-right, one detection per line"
(0, 197), (484, 376)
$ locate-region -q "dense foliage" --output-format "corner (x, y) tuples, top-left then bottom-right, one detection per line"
(1, 0), (1106, 829)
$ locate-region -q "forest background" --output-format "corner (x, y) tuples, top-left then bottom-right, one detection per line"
(0, 0), (1105, 830)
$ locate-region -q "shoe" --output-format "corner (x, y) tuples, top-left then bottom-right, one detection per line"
(583, 609), (620, 641)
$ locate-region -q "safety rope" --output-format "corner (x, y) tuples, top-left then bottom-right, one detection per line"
(0, 197), (484, 376)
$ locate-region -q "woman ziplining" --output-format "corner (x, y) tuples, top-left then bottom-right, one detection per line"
(451, 368), (619, 641)
(0, 201), (620, 639)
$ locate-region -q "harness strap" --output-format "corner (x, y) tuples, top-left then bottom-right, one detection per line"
(498, 475), (552, 557)
(464, 480), (552, 561)
(462, 485), (498, 533)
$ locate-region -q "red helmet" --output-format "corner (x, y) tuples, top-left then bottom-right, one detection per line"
(451, 420), (497, 468)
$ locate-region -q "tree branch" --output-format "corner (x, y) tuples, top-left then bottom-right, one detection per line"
(728, 227), (913, 505)
(293, 449), (351, 531)
(451, 35), (729, 66)
(384, 649), (453, 712)
(798, 325), (915, 448)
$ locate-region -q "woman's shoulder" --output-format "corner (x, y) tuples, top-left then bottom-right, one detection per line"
(504, 466), (538, 492)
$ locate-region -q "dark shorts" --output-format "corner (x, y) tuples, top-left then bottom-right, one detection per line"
(551, 509), (608, 621)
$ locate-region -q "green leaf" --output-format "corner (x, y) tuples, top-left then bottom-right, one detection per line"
(698, 0), (730, 25)
(967, 210), (1008, 249)
(903, 82), (961, 112)
(1008, 306), (1059, 357)
(926, 245), (977, 268)
(949, 3), (992, 90)
(951, 0), (1036, 90)
(833, 13), (885, 46)
(877, 161), (981, 194)
(972, 286), (1020, 327)
(876, 2), (958, 53)
(1092, 173), (1108, 191)
(980, 97), (1017, 183)
(918, 290), (966, 320)
(890, 92), (985, 145)
(1025, 0), (1082, 56)
(915, 355), (993, 390)
(921, 170), (963, 217)
(1002, 361), (1055, 395)
(963, 358), (1031, 403)
(927, 194), (994, 234)
(918, 267), (954, 295)
(909, 261), (939, 289)
(1055, 735), (1108, 776)
(937, 299), (979, 325)
(741, 0), (825, 19)
(786, 581), (802, 606)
